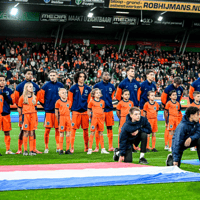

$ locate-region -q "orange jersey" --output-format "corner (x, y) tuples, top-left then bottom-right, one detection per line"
(165, 100), (180, 117)
(88, 99), (105, 118)
(0, 95), (3, 114)
(143, 101), (159, 119)
(18, 95), (37, 114)
(116, 100), (134, 117)
(190, 102), (200, 109)
(55, 99), (71, 116)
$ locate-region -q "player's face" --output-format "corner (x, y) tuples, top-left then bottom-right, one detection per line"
(27, 84), (33, 92)
(25, 71), (33, 81)
(149, 93), (155, 101)
(170, 92), (177, 100)
(147, 72), (155, 82)
(49, 73), (58, 82)
(95, 90), (101, 98)
(195, 94), (200, 102)
(174, 83), (180, 88)
(127, 69), (135, 78)
(103, 72), (110, 82)
(59, 90), (67, 99)
(122, 91), (130, 100)
(130, 111), (141, 122)
(0, 77), (6, 89)
(78, 73), (85, 84)
(191, 112), (200, 122)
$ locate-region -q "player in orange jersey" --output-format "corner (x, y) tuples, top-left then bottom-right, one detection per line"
(143, 91), (159, 152)
(0, 93), (3, 156)
(87, 88), (109, 155)
(116, 89), (134, 147)
(18, 83), (38, 156)
(55, 88), (72, 155)
(164, 90), (181, 152)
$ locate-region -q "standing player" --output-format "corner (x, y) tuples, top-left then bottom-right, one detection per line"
(38, 70), (64, 153)
(92, 72), (116, 152)
(161, 77), (183, 150)
(189, 74), (200, 103)
(116, 89), (134, 147)
(55, 88), (72, 155)
(143, 91), (159, 152)
(15, 69), (41, 154)
(0, 91), (4, 156)
(87, 88), (109, 154)
(68, 71), (91, 153)
(0, 75), (15, 154)
(164, 90), (181, 152)
(18, 83), (38, 156)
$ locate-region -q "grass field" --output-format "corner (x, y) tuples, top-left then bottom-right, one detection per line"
(0, 121), (200, 199)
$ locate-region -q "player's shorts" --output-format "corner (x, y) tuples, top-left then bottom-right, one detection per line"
(71, 111), (89, 130)
(105, 111), (114, 127)
(59, 116), (71, 132)
(44, 113), (58, 129)
(119, 116), (126, 133)
(178, 112), (182, 124)
(1, 114), (12, 132)
(148, 118), (158, 133)
(168, 116), (179, 131)
(19, 115), (23, 128)
(22, 113), (37, 131)
(90, 117), (104, 132)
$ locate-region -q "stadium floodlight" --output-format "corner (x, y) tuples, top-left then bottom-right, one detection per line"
(116, 11), (129, 14)
(158, 16), (163, 21)
(90, 7), (96, 11)
(88, 12), (93, 18)
(92, 26), (105, 28)
(10, 7), (18, 16)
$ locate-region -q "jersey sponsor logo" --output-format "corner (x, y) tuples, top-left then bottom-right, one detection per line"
(72, 122), (75, 127)
(25, 124), (28, 128)
(61, 126), (64, 130)
(67, 104), (69, 108)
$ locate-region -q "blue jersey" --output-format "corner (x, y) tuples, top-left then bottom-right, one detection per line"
(190, 78), (200, 103)
(93, 81), (115, 112)
(69, 84), (91, 112)
(0, 86), (13, 116)
(139, 80), (157, 109)
(118, 78), (140, 107)
(41, 81), (64, 113)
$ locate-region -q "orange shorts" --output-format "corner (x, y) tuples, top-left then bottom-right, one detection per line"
(168, 116), (179, 131)
(1, 114), (12, 132)
(91, 117), (104, 132)
(22, 113), (37, 131)
(44, 113), (58, 128)
(105, 111), (114, 127)
(59, 115), (71, 132)
(119, 116), (126, 133)
(71, 111), (89, 130)
(148, 118), (158, 133)
(19, 115), (23, 128)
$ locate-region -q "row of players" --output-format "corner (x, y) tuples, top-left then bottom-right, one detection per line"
(0, 67), (200, 157)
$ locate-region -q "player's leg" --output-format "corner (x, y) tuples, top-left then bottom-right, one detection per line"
(105, 111), (114, 151)
(88, 118), (97, 154)
(168, 130), (174, 152)
(29, 130), (36, 156)
(93, 129), (100, 152)
(164, 127), (169, 150)
(59, 131), (64, 155)
(4, 131), (14, 154)
(146, 119), (152, 152)
(65, 131), (72, 154)
(151, 119), (158, 152)
(81, 113), (89, 152)
(53, 113), (60, 152)
(16, 115), (23, 154)
(23, 130), (29, 156)
(44, 113), (53, 153)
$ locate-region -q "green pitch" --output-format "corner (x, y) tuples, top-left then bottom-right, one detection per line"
(0, 121), (200, 199)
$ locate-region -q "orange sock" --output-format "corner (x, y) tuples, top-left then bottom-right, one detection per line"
(95, 130), (100, 149)
(107, 129), (113, 149)
(169, 134), (173, 148)
(18, 139), (23, 151)
(55, 128), (60, 149)
(164, 128), (169, 146)
(4, 135), (11, 151)
(44, 128), (51, 149)
(89, 134), (94, 149)
(83, 129), (89, 150)
(146, 136), (150, 149)
(70, 129), (76, 149)
(152, 136), (156, 149)
(59, 136), (64, 151)
(29, 136), (34, 152)
(33, 139), (36, 152)
(66, 136), (70, 150)
(100, 135), (104, 149)
(23, 136), (28, 151)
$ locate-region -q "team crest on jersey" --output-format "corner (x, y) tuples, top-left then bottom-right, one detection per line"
(67, 104), (69, 108)
(154, 107), (156, 110)
(100, 103), (103, 107)
(176, 105), (178, 109)
(177, 90), (181, 95)
(0, 99), (2, 102)
(134, 85), (137, 89)
(129, 104), (132, 107)
(85, 90), (88, 94)
(61, 126), (64, 130)
(25, 124), (28, 128)
(6, 91), (9, 95)
(91, 126), (95, 129)
(72, 123), (75, 127)
(109, 87), (112, 92)
(47, 122), (50, 125)
(170, 125), (173, 128)
(152, 88), (155, 91)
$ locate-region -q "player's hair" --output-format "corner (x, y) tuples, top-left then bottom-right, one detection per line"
(169, 90), (176, 97)
(102, 71), (110, 76)
(24, 69), (33, 75)
(147, 90), (155, 97)
(185, 106), (199, 119)
(129, 107), (140, 115)
(49, 70), (58, 74)
(174, 77), (182, 85)
(193, 91), (200, 97)
(146, 69), (154, 75)
(126, 66), (135, 72)
(91, 88), (102, 98)
(74, 71), (87, 84)
(23, 82), (36, 105)
(122, 89), (130, 95)
(0, 75), (5, 79)
(58, 88), (67, 95)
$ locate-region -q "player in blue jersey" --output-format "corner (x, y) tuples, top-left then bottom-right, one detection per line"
(15, 69), (41, 154)
(93, 72), (116, 152)
(189, 74), (200, 103)
(68, 71), (91, 153)
(0, 75), (15, 154)
(38, 70), (64, 153)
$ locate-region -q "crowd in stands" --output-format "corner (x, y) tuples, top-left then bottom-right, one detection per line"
(0, 38), (200, 97)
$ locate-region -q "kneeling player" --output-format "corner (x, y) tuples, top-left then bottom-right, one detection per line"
(18, 83), (38, 156)
(55, 88), (72, 155)
(87, 88), (109, 155)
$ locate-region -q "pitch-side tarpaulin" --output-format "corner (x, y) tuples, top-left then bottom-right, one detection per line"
(181, 159), (200, 165)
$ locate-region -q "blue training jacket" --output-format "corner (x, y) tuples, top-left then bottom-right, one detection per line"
(0, 86), (13, 116)
(139, 80), (157, 109)
(93, 81), (115, 112)
(172, 115), (200, 162)
(69, 83), (91, 112)
(118, 78), (140, 107)
(190, 78), (200, 103)
(41, 81), (64, 113)
(119, 114), (152, 156)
